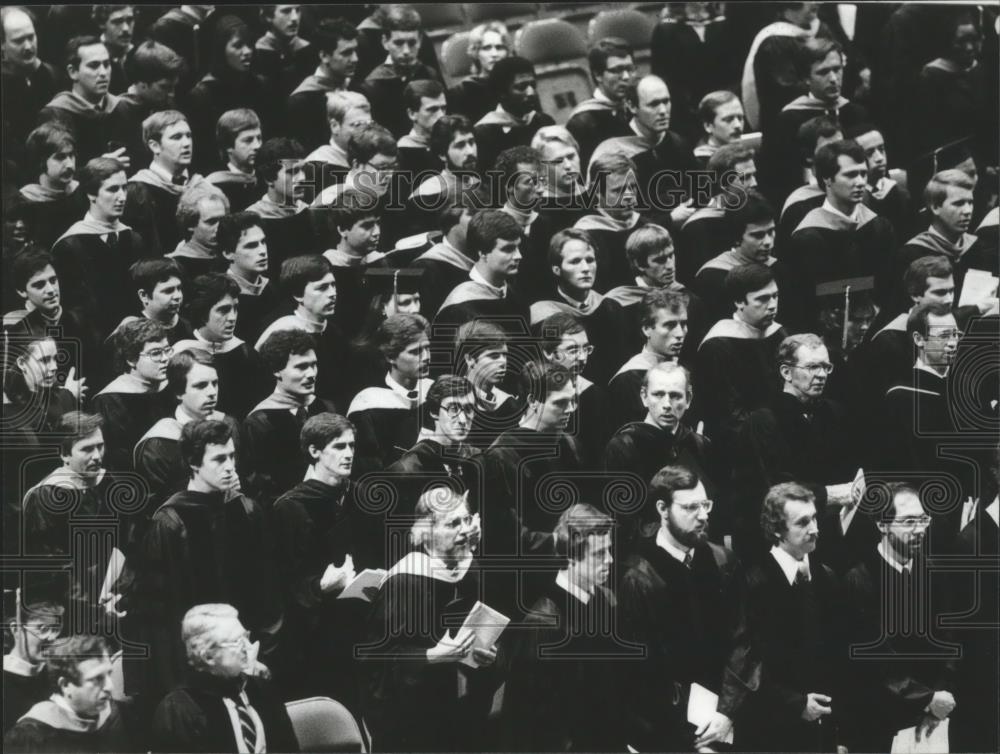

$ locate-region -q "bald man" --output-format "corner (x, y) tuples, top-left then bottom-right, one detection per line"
(589, 75), (698, 232)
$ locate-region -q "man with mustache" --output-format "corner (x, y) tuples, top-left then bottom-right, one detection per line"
(4, 635), (139, 752)
(14, 123), (86, 248)
(253, 4), (316, 98)
(93, 5), (134, 95)
(125, 110), (209, 257)
(609, 288), (690, 430)
(566, 37), (635, 170)
(619, 465), (752, 751)
(529, 228), (626, 387)
(473, 56), (553, 172)
(152, 604), (298, 753)
(123, 420), (283, 702)
(783, 139), (896, 336)
(841, 483), (957, 752)
(243, 329), (336, 510)
(133, 349), (242, 510)
(287, 18), (360, 153)
(20, 412), (136, 622)
(52, 157), (142, 341)
(174, 273), (262, 420)
(502, 504), (629, 752)
(38, 36), (124, 166)
(739, 483), (844, 752)
(693, 91), (747, 166)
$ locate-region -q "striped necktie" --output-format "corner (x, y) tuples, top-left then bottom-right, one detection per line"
(232, 692), (257, 752)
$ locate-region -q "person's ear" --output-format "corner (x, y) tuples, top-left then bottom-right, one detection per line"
(137, 289), (151, 307)
(307, 444), (321, 463)
(639, 386), (648, 402)
(779, 363), (791, 382)
(381, 32), (392, 53)
(655, 498), (668, 516)
(551, 264), (562, 278)
(912, 331), (925, 349)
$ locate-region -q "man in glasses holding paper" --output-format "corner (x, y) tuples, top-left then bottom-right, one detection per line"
(618, 465), (753, 752)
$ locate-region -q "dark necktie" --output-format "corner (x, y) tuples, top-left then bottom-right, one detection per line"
(294, 406), (308, 424)
(105, 231), (119, 250)
(232, 693), (258, 752)
(172, 173), (187, 186)
(794, 561), (810, 585)
(683, 550), (694, 569)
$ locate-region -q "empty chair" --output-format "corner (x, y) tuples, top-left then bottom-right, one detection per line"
(441, 31), (474, 85)
(464, 3), (539, 31)
(588, 9), (657, 70)
(417, 3), (468, 39)
(286, 696), (366, 753)
(515, 18), (592, 125)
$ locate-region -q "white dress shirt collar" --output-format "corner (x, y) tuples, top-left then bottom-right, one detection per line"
(470, 266), (508, 298)
(556, 569), (592, 604)
(770, 545), (810, 586)
(656, 525), (691, 564)
(986, 496), (999, 528)
(878, 541), (913, 574)
(822, 198), (862, 224)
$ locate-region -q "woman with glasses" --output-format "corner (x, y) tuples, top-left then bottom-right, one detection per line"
(91, 319), (174, 473)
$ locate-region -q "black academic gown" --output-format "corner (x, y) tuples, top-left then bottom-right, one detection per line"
(272, 477), (381, 705)
(529, 293), (627, 387)
(91, 377), (173, 473)
(467, 388), (523, 452)
(4, 698), (139, 754)
(251, 34), (316, 99)
(227, 273), (282, 345)
(739, 554), (845, 752)
(842, 552), (957, 752)
(448, 75), (496, 125)
(2, 60), (60, 175)
(21, 468), (142, 618)
(122, 489), (282, 700)
(360, 559), (497, 752)
(501, 580), (628, 753)
(361, 61), (439, 139)
(11, 185), (88, 250)
(473, 108), (555, 172)
(347, 379), (432, 476)
(51, 225), (143, 340)
(573, 212), (651, 294)
(784, 203), (896, 335)
(151, 672), (299, 754)
(412, 242), (476, 322)
(618, 533), (755, 751)
(950, 508), (1000, 754)
(241, 395), (337, 510)
(204, 170), (260, 213)
(123, 174), (205, 258)
(566, 98), (632, 171)
(384, 438), (481, 516)
(173, 336), (265, 420)
(37, 92), (126, 165)
(679, 197), (732, 286)
(2, 663), (49, 735)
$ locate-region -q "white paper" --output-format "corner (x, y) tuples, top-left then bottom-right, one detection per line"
(454, 601), (510, 668)
(686, 682), (735, 744)
(891, 718), (949, 753)
(336, 568), (386, 601)
(959, 269), (999, 313)
(99, 547), (126, 603)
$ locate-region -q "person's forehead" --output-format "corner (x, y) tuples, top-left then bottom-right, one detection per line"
(511, 72), (536, 85)
(673, 482), (707, 503)
(750, 281), (779, 297)
(108, 8), (134, 21)
(143, 337), (170, 351)
(213, 615), (244, 639)
(79, 43), (110, 63)
(287, 348), (317, 364)
(854, 130), (883, 149)
(893, 491), (923, 517)
(745, 219), (774, 234)
(78, 655), (112, 679)
(325, 428), (355, 445)
(449, 129), (474, 146)
(307, 272), (336, 287)
(388, 30), (419, 41)
(434, 500), (470, 522)
(186, 362), (218, 383)
(794, 343), (829, 363)
(404, 335), (430, 350)
(586, 532), (612, 552)
(559, 330), (588, 347)
(236, 127), (263, 140)
(927, 312), (957, 330)
(335, 37), (358, 52)
(561, 238), (593, 258)
(213, 293), (238, 308)
(638, 79), (669, 102)
(72, 429), (104, 450)
(925, 275), (954, 288)
(421, 94), (447, 107)
(30, 338), (58, 357)
(239, 225), (266, 244)
(3, 10), (34, 37)
(101, 171), (128, 188)
(28, 264), (58, 283)
(835, 155), (865, 172)
(605, 53), (632, 68)
(154, 275), (182, 289)
(441, 392), (474, 407)
(346, 107), (372, 123)
(648, 369), (687, 392)
(542, 142), (574, 160)
(162, 120), (191, 136)
(654, 305), (685, 322)
(206, 438), (236, 456)
(812, 50), (843, 69)
(547, 382), (576, 401)
(481, 30), (505, 45)
(200, 197), (228, 216)
(734, 159), (756, 174)
(715, 98), (743, 116)
(784, 498), (816, 520)
(943, 184), (974, 201)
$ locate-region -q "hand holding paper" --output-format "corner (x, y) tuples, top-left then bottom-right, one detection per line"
(454, 601), (510, 668)
(337, 568), (387, 601)
(320, 555), (355, 593)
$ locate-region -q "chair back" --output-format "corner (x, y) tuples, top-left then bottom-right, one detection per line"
(286, 696), (365, 753)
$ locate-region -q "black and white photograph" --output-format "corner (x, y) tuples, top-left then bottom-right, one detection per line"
(1, 2), (998, 752)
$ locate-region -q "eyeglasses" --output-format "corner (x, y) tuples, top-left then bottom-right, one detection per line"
(22, 623), (61, 641)
(675, 500), (713, 515)
(606, 64), (637, 76)
(893, 516), (932, 530)
(218, 632), (251, 650)
(441, 403), (476, 418)
(559, 344), (594, 358)
(786, 362), (835, 375)
(141, 346), (174, 362)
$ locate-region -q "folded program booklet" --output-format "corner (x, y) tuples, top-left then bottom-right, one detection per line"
(455, 601), (510, 668)
(337, 568), (387, 602)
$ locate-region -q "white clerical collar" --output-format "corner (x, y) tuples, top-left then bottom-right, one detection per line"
(656, 526), (691, 564)
(470, 266), (508, 298)
(770, 545), (810, 586)
(877, 541), (913, 574)
(986, 496), (999, 527)
(150, 160), (186, 185)
(822, 198), (862, 224)
(556, 569), (592, 604)
(915, 357), (948, 380)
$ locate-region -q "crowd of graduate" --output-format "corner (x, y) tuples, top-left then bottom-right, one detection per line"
(1, 2), (999, 752)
